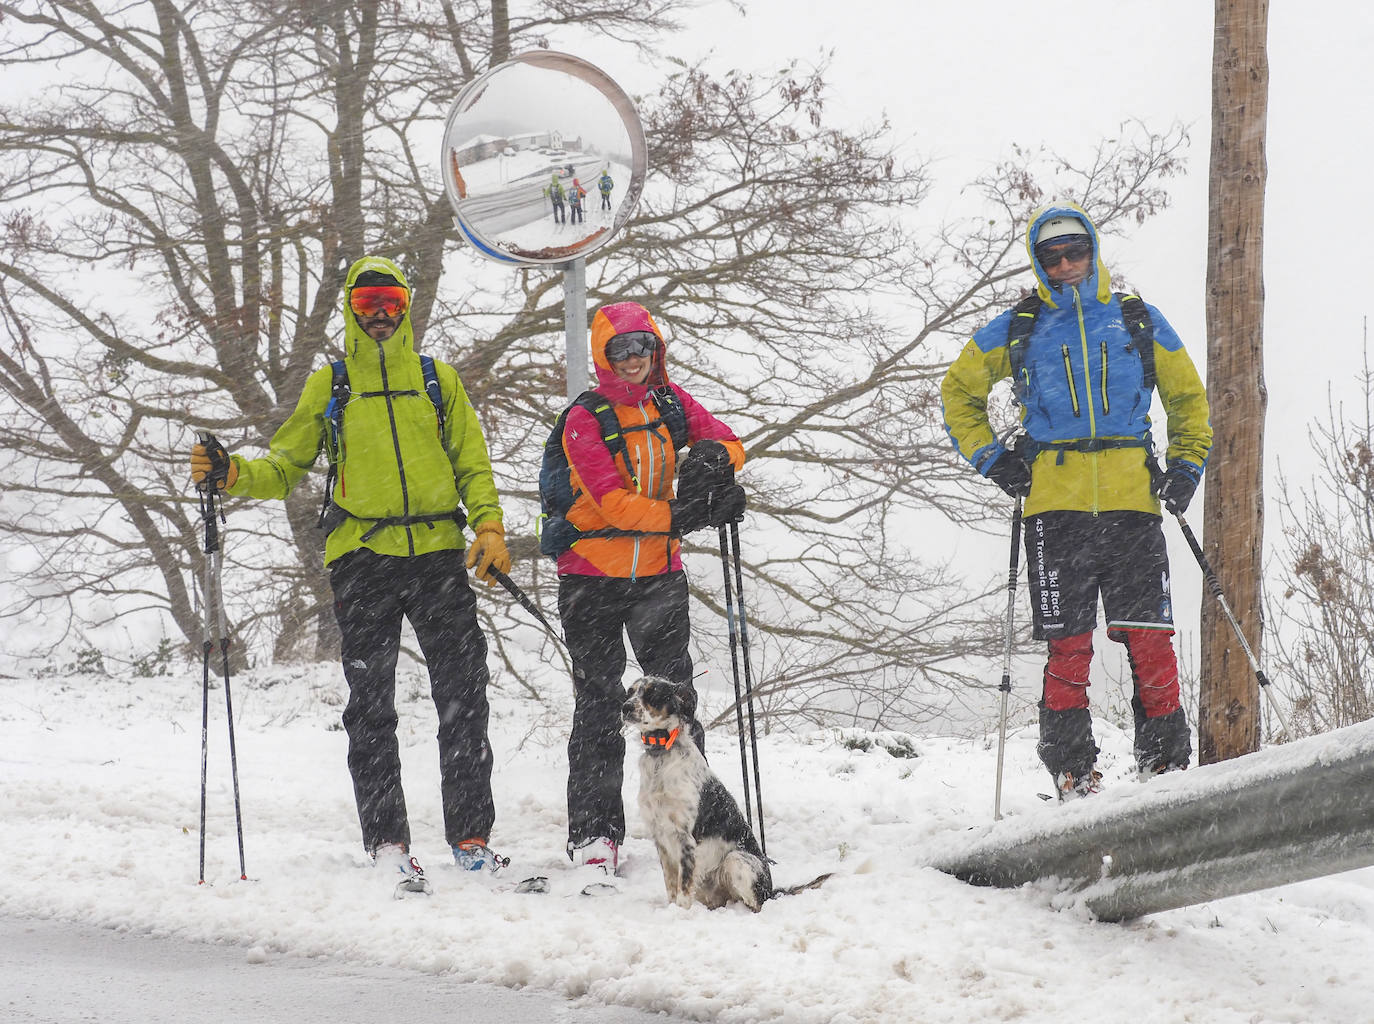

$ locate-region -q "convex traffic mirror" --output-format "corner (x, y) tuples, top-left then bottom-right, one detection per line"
(441, 51), (647, 265)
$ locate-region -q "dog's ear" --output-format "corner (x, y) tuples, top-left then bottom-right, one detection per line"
(642, 677), (682, 715)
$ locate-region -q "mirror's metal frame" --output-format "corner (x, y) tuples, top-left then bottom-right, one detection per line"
(441, 51), (646, 402)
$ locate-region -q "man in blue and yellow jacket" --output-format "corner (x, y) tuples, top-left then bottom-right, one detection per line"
(190, 255), (512, 887)
(941, 203), (1212, 800)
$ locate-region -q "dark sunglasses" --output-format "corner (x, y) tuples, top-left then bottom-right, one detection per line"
(605, 331), (658, 362)
(1037, 240), (1093, 268)
(349, 285), (409, 318)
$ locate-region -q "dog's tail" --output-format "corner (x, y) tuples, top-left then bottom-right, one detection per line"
(771, 872), (834, 899)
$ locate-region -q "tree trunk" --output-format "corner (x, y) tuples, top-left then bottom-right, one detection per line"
(1201, 0), (1269, 762)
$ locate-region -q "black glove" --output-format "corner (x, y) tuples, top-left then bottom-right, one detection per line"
(676, 441), (741, 534)
(677, 440), (733, 499)
(669, 495), (711, 537)
(1155, 460), (1201, 514)
(986, 450), (1031, 499)
(708, 483), (747, 527)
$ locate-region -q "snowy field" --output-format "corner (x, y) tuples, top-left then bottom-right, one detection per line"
(2, 658), (1372, 1024)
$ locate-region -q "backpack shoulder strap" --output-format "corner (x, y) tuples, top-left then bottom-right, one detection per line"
(418, 354), (446, 438)
(1006, 293), (1042, 397)
(1116, 292), (1156, 393)
(650, 385), (690, 451)
(324, 360), (350, 460)
(569, 390), (628, 461)
(318, 360), (350, 528)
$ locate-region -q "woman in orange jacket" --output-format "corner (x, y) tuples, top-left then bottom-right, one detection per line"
(557, 300), (745, 876)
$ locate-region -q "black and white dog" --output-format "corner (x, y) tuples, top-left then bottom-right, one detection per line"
(622, 676), (829, 912)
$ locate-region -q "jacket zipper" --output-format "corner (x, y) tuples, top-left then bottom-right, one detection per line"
(1073, 290), (1100, 516)
(1060, 346), (1080, 416)
(378, 345), (415, 555)
(1099, 341), (1110, 414)
(628, 399), (659, 579)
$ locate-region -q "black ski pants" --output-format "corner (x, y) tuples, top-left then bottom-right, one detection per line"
(331, 547), (494, 854)
(558, 570), (703, 847)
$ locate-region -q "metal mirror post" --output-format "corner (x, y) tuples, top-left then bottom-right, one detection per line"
(440, 52), (647, 401)
(562, 260), (588, 398)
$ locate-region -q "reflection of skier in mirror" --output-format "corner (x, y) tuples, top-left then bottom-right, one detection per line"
(568, 178), (587, 224)
(546, 175), (566, 224)
(598, 169), (614, 210)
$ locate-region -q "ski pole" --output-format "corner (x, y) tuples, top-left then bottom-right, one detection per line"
(198, 520), (211, 885)
(994, 499), (1023, 821)
(196, 432), (246, 882)
(729, 520), (766, 858)
(718, 525), (754, 834)
(1171, 511), (1292, 739)
(490, 568), (569, 653)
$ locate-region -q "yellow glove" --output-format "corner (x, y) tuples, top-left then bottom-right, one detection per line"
(190, 439), (237, 489)
(465, 521), (511, 586)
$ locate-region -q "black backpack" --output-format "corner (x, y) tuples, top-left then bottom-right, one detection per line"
(537, 386), (689, 559)
(1007, 291), (1156, 397)
(1005, 291), (1157, 464)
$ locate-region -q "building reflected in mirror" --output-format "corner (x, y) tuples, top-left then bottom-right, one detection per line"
(442, 52), (646, 265)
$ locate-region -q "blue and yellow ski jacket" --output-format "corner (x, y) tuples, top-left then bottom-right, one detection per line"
(941, 202), (1212, 516)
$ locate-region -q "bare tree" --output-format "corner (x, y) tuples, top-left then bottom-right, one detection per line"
(1201, 0), (1269, 761)
(1266, 341), (1374, 736)
(0, 1), (1190, 730)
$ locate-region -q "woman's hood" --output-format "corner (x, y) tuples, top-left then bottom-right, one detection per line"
(589, 301), (669, 404)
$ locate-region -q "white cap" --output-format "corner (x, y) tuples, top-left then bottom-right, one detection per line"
(1037, 216), (1090, 244)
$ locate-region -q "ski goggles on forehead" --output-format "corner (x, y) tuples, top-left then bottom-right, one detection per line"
(605, 330), (658, 362)
(349, 285), (410, 318)
(1036, 239), (1093, 268)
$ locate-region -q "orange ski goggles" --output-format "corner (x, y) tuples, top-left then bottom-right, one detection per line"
(349, 285), (410, 318)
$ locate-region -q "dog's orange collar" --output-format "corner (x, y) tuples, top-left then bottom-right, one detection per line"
(640, 728), (679, 752)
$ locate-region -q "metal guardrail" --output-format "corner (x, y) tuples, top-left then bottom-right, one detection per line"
(925, 718), (1374, 921)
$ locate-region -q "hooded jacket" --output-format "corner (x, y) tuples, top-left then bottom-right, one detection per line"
(225, 255), (502, 565)
(557, 301), (745, 579)
(940, 202), (1212, 516)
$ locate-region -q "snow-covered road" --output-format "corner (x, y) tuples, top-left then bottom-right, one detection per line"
(0, 915), (676, 1024)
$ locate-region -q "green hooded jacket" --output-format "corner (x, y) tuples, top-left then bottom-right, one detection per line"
(225, 255), (503, 566)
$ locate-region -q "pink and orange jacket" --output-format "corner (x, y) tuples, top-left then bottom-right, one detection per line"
(558, 302), (744, 579)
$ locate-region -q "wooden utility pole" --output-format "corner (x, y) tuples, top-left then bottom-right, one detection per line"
(1200, 0), (1269, 762)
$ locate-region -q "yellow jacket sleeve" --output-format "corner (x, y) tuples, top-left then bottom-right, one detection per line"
(437, 361), (503, 530)
(940, 335), (1014, 474)
(1153, 344), (1212, 471)
(225, 368), (330, 500)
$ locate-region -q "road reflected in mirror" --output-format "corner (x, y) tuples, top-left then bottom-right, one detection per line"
(442, 52), (646, 265)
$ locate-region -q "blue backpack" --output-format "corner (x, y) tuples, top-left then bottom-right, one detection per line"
(537, 387), (688, 558)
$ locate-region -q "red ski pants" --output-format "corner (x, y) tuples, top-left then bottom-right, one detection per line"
(1042, 628), (1180, 717)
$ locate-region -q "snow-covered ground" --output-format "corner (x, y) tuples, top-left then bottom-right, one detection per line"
(3, 658), (1372, 1024)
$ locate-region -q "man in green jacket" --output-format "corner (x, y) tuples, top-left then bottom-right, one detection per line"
(191, 255), (512, 892)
